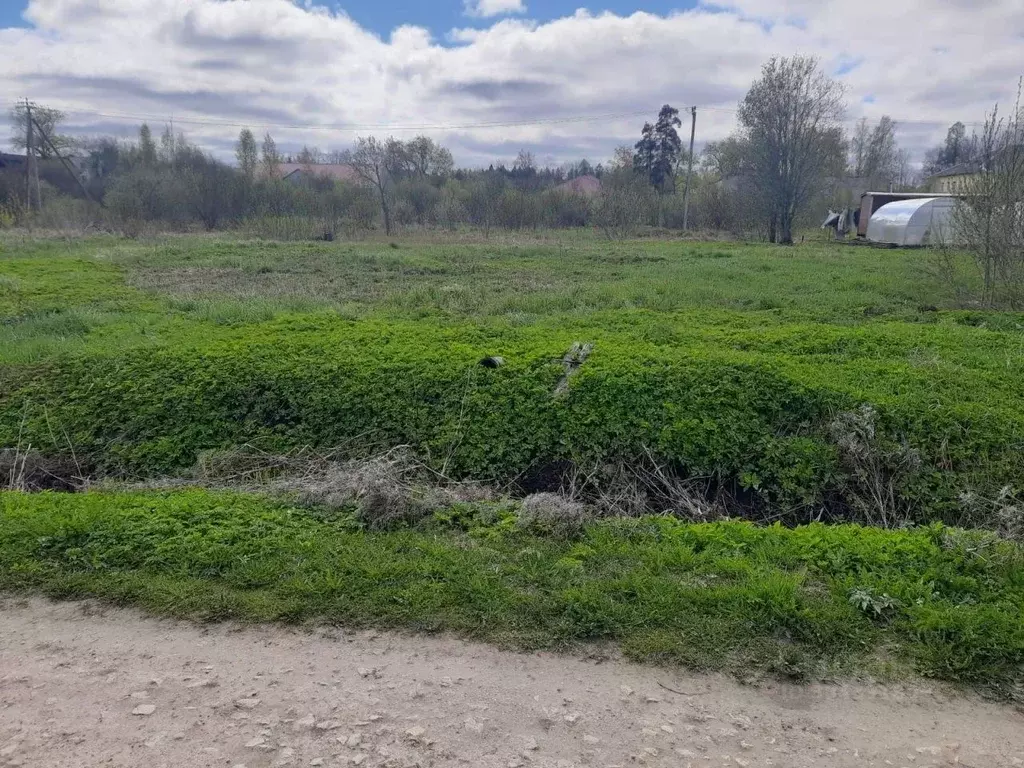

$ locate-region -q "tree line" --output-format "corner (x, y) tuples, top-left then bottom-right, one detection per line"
(0, 56), (995, 241)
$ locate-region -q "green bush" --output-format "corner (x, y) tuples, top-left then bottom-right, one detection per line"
(3, 312), (1024, 524)
(4, 239), (1024, 525)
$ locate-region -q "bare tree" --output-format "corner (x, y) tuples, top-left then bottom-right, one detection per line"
(951, 87), (1024, 307)
(173, 144), (241, 231)
(344, 136), (395, 235)
(738, 55), (847, 243)
(296, 145), (322, 165)
(261, 132), (281, 179)
(10, 104), (75, 159)
(894, 148), (916, 190)
(850, 116), (901, 189)
(594, 167), (651, 239)
(236, 128), (258, 181)
(850, 118), (871, 179)
(395, 177), (440, 226)
(437, 179), (467, 231)
(515, 150), (536, 170)
(463, 172), (505, 236)
(382, 137), (412, 180)
(609, 145), (635, 172)
(159, 125), (179, 164)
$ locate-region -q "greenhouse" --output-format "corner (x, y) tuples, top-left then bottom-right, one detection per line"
(866, 197), (959, 246)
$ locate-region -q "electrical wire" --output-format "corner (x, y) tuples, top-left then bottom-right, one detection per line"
(25, 101), (988, 133)
(48, 105), (656, 132)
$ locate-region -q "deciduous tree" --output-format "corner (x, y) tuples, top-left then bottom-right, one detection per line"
(950, 89), (1024, 307)
(236, 128), (258, 181)
(261, 133), (281, 179)
(9, 104), (75, 159)
(344, 136), (396, 235)
(738, 56), (846, 243)
(923, 122), (980, 176)
(850, 116), (901, 188)
(138, 123), (158, 167)
(404, 136), (454, 178)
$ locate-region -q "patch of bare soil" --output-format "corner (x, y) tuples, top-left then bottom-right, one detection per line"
(1, 598), (1022, 768)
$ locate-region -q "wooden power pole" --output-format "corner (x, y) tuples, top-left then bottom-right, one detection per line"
(31, 113), (99, 205)
(24, 99), (34, 213)
(23, 99), (44, 214)
(681, 105), (697, 232)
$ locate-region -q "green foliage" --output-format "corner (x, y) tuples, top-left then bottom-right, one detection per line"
(849, 586), (899, 618)
(1, 489), (1021, 693)
(0, 202), (17, 230)
(2, 237), (1024, 523)
(634, 105), (683, 194)
(0, 254), (1014, 515)
(5, 308), (1022, 522)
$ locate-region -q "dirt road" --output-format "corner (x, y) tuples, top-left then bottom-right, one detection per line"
(1, 598), (1021, 768)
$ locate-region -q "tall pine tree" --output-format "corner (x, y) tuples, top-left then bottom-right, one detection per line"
(634, 105), (682, 194)
(139, 123), (157, 166)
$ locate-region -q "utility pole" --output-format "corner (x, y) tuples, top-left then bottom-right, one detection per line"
(31, 113), (100, 206)
(681, 105), (697, 232)
(24, 98), (34, 213)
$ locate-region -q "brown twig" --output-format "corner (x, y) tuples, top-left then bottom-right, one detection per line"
(657, 681), (700, 697)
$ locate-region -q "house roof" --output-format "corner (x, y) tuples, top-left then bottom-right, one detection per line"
(861, 191), (956, 199)
(280, 163), (359, 182)
(927, 162), (982, 180)
(555, 174), (602, 195)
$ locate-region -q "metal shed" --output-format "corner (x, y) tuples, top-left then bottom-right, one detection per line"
(866, 197), (958, 246)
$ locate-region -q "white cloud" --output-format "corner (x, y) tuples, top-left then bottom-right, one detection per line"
(463, 0), (526, 19)
(1, 0), (1021, 167)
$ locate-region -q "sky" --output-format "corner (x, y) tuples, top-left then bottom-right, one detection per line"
(1, 0), (1022, 168)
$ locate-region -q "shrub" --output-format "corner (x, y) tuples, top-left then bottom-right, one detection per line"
(828, 405), (922, 527)
(594, 176), (651, 239)
(542, 189), (592, 228)
(848, 586), (899, 619)
(496, 188), (541, 231)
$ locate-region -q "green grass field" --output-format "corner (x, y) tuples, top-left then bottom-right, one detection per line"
(0, 232), (977, 353)
(2, 232), (1021, 521)
(2, 488), (1022, 697)
(2, 231), (1023, 694)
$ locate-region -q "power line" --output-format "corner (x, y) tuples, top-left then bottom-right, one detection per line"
(697, 104), (987, 127)
(52, 104), (655, 132)
(15, 99), (988, 139)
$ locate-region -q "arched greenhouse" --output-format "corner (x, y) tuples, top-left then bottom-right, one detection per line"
(866, 197), (959, 246)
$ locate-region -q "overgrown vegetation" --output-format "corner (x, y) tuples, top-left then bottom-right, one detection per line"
(1, 488), (1021, 697)
(948, 88), (1024, 308)
(3, 229), (1024, 693)
(3, 235), (1023, 529)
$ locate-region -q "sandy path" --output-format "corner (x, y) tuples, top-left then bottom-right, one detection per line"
(0, 598), (1021, 768)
